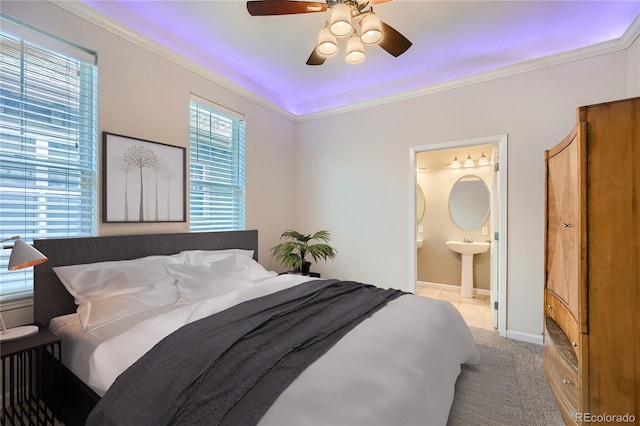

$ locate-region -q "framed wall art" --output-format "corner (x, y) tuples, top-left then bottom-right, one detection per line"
(102, 132), (186, 223)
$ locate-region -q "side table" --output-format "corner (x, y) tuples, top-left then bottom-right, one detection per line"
(281, 271), (321, 278)
(1, 326), (61, 425)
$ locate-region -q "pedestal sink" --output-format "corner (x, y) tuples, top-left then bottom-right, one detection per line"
(446, 240), (490, 298)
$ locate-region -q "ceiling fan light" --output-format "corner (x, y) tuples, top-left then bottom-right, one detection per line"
(329, 4), (353, 37)
(360, 13), (383, 45)
(317, 27), (338, 56)
(345, 36), (366, 64)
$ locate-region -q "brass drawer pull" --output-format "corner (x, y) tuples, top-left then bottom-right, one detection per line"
(547, 304), (552, 310)
(562, 222), (573, 228)
(572, 342), (578, 347)
(562, 379), (571, 385)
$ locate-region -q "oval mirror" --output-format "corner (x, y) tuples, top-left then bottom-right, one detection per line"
(416, 184), (425, 224)
(449, 175), (490, 230)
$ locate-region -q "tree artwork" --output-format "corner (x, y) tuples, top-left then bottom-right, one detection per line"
(121, 145), (157, 221)
(150, 157), (169, 221)
(111, 156), (138, 221)
(104, 133), (185, 222)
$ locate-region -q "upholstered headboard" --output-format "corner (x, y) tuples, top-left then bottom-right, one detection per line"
(33, 230), (258, 327)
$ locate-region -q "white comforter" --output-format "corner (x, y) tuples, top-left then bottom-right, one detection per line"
(84, 275), (479, 425)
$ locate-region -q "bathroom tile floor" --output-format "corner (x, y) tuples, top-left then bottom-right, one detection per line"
(415, 285), (495, 331)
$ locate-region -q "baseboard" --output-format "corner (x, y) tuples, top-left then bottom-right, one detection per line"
(506, 330), (543, 345)
(417, 281), (490, 296)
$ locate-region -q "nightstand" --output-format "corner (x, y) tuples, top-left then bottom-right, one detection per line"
(281, 271), (321, 278)
(1, 326), (61, 425)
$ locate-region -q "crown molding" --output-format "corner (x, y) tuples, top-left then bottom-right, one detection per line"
(622, 11), (640, 48)
(49, 1), (639, 123)
(49, 0), (297, 122)
(299, 13), (640, 122)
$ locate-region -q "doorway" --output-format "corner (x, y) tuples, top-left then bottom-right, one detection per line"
(409, 135), (507, 336)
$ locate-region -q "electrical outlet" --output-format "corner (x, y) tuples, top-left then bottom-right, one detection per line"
(341, 271), (347, 280)
(482, 227), (488, 235)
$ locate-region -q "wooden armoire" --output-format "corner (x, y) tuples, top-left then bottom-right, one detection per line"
(544, 97), (639, 425)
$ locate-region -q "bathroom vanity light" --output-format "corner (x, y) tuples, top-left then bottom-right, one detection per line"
(478, 152), (490, 166)
(450, 156), (461, 169)
(463, 154), (475, 168)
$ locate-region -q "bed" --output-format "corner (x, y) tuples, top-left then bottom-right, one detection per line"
(33, 230), (479, 426)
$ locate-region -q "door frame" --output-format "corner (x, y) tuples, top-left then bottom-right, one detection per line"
(409, 134), (508, 336)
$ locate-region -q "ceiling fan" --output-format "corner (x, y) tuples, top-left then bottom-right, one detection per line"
(247, 0), (412, 65)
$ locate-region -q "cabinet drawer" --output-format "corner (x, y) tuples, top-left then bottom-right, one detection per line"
(545, 290), (581, 360)
(543, 332), (580, 423)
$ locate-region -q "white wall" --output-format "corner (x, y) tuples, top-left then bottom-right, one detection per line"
(1, 1), (298, 326)
(295, 50), (632, 337)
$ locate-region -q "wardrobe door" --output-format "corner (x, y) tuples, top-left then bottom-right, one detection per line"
(582, 99), (640, 414)
(545, 123), (586, 335)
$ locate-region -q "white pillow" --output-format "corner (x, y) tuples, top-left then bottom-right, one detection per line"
(53, 254), (182, 303)
(77, 285), (180, 332)
(228, 254), (277, 282)
(179, 249), (254, 266)
(168, 261), (250, 303)
(168, 255), (275, 303)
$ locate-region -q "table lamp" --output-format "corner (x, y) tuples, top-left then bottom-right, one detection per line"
(1, 236), (48, 342)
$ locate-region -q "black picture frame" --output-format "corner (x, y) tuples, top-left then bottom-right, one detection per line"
(102, 132), (186, 223)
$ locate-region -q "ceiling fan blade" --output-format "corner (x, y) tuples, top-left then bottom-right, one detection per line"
(379, 21), (412, 57)
(306, 47), (327, 66)
(247, 1), (327, 16)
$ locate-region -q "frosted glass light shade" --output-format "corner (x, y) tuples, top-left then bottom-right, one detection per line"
(345, 36), (366, 64)
(329, 4), (353, 37)
(451, 156), (461, 169)
(360, 13), (383, 45)
(478, 152), (490, 166)
(464, 154), (475, 167)
(317, 28), (338, 56)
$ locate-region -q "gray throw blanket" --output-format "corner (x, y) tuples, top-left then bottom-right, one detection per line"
(87, 279), (404, 426)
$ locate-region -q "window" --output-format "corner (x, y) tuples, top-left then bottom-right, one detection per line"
(0, 17), (98, 300)
(189, 97), (245, 232)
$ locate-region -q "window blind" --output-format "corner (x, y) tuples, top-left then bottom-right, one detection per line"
(189, 99), (245, 232)
(0, 21), (98, 300)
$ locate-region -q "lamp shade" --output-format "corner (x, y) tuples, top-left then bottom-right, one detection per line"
(346, 36), (366, 64)
(464, 154), (475, 168)
(478, 152), (490, 166)
(360, 13), (383, 45)
(8, 238), (48, 270)
(1, 237), (47, 342)
(450, 156), (461, 169)
(329, 4), (353, 37)
(317, 27), (338, 56)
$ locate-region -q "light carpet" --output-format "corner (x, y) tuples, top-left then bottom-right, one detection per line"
(448, 327), (564, 426)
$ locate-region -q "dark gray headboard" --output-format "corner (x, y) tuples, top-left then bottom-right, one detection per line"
(33, 230), (258, 327)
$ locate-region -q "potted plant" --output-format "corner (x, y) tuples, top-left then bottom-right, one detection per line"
(271, 230), (337, 274)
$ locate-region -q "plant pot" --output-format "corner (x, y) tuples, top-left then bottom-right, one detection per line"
(301, 261), (311, 275)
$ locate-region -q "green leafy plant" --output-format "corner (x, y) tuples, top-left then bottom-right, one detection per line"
(271, 230), (337, 273)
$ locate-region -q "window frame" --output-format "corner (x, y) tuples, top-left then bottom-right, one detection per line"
(188, 96), (246, 233)
(0, 17), (98, 301)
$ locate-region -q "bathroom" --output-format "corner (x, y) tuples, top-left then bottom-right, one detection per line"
(415, 145), (494, 301)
